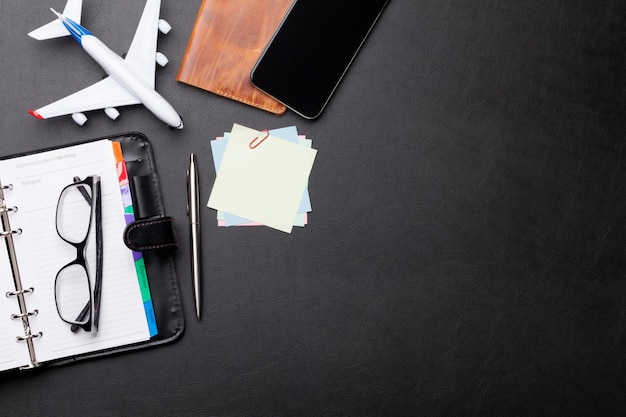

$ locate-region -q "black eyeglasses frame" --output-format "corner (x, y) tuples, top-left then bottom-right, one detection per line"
(54, 175), (103, 333)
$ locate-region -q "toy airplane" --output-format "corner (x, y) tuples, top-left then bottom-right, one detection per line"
(28, 0), (183, 129)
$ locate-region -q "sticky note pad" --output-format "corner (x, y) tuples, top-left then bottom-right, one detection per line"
(210, 127), (313, 228)
(207, 124), (317, 233)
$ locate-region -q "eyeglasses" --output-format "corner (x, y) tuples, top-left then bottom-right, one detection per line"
(54, 175), (103, 332)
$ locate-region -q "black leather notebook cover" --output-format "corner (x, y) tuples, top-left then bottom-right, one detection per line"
(0, 132), (184, 370)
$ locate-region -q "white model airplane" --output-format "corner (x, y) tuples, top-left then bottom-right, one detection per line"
(28, 0), (183, 129)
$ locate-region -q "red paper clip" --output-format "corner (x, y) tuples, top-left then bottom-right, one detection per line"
(249, 129), (270, 149)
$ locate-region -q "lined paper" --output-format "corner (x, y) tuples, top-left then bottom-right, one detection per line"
(0, 140), (150, 369)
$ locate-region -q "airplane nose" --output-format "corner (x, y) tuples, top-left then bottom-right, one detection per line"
(169, 118), (184, 130)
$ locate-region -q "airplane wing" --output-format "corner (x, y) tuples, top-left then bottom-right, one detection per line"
(30, 77), (140, 119)
(28, 0), (83, 40)
(124, 0), (162, 88)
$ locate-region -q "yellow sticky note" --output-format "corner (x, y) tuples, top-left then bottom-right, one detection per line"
(207, 124), (317, 233)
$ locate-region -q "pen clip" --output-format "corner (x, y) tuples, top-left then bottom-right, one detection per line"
(186, 167), (190, 217)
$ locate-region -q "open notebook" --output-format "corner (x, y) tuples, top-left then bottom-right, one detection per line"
(0, 135), (183, 371)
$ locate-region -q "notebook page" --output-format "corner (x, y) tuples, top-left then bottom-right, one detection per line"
(0, 140), (151, 364)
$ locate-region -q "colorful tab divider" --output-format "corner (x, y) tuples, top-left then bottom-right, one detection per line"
(112, 142), (158, 337)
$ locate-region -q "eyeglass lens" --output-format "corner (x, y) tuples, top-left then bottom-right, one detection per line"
(56, 263), (91, 325)
(56, 183), (93, 244)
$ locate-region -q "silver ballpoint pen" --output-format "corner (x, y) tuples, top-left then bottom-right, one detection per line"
(187, 154), (202, 320)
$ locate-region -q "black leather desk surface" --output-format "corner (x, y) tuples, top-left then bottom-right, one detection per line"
(1, 0), (624, 415)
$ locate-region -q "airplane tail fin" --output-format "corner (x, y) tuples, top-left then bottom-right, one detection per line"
(28, 0), (82, 40)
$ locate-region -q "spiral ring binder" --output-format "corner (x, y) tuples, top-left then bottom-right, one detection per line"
(0, 229), (22, 236)
(16, 332), (43, 342)
(6, 287), (34, 298)
(11, 310), (39, 320)
(0, 180), (41, 368)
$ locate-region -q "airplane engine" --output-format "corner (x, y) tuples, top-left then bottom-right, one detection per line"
(71, 112), (87, 126)
(158, 19), (171, 34)
(105, 107), (120, 120)
(156, 52), (169, 67)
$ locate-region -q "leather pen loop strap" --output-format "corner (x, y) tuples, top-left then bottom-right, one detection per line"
(123, 216), (178, 252)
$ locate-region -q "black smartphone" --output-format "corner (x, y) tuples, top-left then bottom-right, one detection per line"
(250, 0), (390, 119)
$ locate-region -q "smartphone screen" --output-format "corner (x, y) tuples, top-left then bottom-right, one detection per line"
(250, 0), (390, 119)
